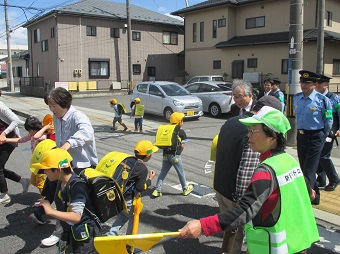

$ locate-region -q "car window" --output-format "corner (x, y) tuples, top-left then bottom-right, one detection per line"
(149, 84), (163, 96)
(188, 77), (199, 84)
(137, 83), (148, 93)
(186, 84), (200, 93)
(200, 77), (209, 81)
(212, 77), (224, 81)
(201, 84), (213, 92)
(217, 84), (232, 91)
(161, 84), (190, 96)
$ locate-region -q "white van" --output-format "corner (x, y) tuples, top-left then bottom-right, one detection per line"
(186, 75), (224, 85)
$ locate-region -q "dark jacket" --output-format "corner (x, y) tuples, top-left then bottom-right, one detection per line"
(229, 100), (257, 117)
(257, 90), (278, 100)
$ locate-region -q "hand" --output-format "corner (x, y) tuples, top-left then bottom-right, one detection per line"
(0, 132), (6, 144)
(310, 189), (316, 201)
(179, 220), (203, 239)
(335, 130), (340, 137)
(61, 141), (71, 150)
(37, 200), (54, 215)
(149, 170), (155, 180)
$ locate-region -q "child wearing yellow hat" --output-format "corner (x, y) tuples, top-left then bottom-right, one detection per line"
(130, 98), (144, 132)
(110, 98), (128, 131)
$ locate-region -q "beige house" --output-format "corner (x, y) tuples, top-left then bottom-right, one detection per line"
(23, 0), (184, 95)
(172, 0), (340, 91)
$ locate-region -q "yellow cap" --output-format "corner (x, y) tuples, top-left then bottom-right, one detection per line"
(32, 148), (73, 170)
(134, 140), (159, 156)
(170, 112), (185, 124)
(110, 98), (117, 105)
(134, 98), (141, 103)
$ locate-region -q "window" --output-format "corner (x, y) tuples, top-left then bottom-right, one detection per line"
(51, 27), (55, 38)
(17, 66), (22, 77)
(34, 29), (40, 43)
(149, 84), (163, 96)
(200, 22), (204, 42)
(246, 16), (265, 29)
(137, 83), (148, 93)
(89, 58), (109, 78)
(133, 64), (141, 75)
(281, 59), (289, 74)
(132, 31), (141, 41)
(212, 20), (217, 38)
(247, 58), (257, 68)
(111, 28), (120, 38)
(213, 60), (221, 69)
(148, 67), (156, 77)
(333, 59), (340, 76)
(218, 18), (226, 28)
(327, 11), (332, 27)
(86, 26), (96, 36)
(232, 60), (244, 79)
(163, 31), (178, 45)
(193, 23), (197, 42)
(41, 40), (48, 52)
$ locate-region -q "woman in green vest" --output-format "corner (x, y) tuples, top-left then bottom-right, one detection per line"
(179, 106), (319, 254)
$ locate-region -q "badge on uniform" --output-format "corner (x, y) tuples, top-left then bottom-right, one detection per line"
(310, 106), (316, 111)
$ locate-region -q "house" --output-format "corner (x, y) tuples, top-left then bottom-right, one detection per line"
(172, 0), (340, 91)
(23, 0), (184, 96)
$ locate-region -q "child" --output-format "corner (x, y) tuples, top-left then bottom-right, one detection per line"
(33, 148), (100, 254)
(6, 116), (49, 193)
(110, 98), (128, 131)
(107, 140), (156, 239)
(152, 112), (194, 197)
(130, 98), (143, 132)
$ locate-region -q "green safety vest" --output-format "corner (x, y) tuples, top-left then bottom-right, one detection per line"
(245, 153), (319, 254)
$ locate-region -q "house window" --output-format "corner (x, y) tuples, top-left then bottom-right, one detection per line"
(200, 22), (204, 42)
(110, 28), (120, 38)
(213, 60), (221, 69)
(333, 59), (340, 76)
(327, 11), (332, 27)
(281, 59), (289, 74)
(89, 58), (109, 78)
(133, 64), (141, 75)
(41, 40), (48, 52)
(34, 29), (40, 43)
(193, 23), (197, 42)
(148, 67), (156, 77)
(232, 60), (244, 79)
(12, 67), (16, 77)
(86, 26), (96, 36)
(218, 18), (226, 28)
(212, 20), (217, 38)
(247, 58), (257, 68)
(163, 31), (178, 45)
(51, 27), (55, 38)
(132, 31), (141, 41)
(17, 66), (22, 77)
(246, 16), (265, 29)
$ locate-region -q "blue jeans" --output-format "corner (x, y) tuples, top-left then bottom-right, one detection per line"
(107, 199), (134, 236)
(155, 154), (188, 192)
(134, 117), (143, 131)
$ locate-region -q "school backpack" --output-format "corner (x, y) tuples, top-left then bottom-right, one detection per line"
(116, 103), (126, 115)
(134, 104), (144, 116)
(154, 124), (181, 150)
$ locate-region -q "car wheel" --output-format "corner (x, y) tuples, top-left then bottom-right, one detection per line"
(209, 103), (221, 118)
(164, 107), (173, 121)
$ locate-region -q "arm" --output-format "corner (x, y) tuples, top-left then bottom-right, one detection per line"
(38, 200), (82, 224)
(324, 97), (333, 136)
(6, 133), (31, 144)
(33, 124), (51, 139)
(134, 163), (155, 192)
(0, 102), (22, 142)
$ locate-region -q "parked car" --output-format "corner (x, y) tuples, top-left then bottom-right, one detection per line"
(184, 81), (234, 117)
(185, 75), (224, 86)
(130, 81), (203, 120)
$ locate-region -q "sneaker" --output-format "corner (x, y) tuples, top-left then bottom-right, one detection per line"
(41, 235), (59, 247)
(183, 184), (194, 196)
(29, 213), (45, 225)
(123, 127), (128, 131)
(152, 190), (162, 197)
(21, 178), (30, 193)
(0, 193), (11, 204)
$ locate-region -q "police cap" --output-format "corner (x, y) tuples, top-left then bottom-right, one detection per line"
(299, 70), (320, 83)
(318, 74), (332, 83)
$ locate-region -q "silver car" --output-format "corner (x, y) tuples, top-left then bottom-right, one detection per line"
(185, 81), (234, 117)
(130, 81), (203, 120)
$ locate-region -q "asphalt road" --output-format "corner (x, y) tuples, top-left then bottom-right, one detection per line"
(0, 95), (337, 254)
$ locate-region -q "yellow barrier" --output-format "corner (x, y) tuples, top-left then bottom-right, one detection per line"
(78, 81), (87, 91)
(88, 81), (97, 90)
(68, 82), (77, 91)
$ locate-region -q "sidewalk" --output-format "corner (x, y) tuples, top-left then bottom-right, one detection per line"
(1, 91), (340, 253)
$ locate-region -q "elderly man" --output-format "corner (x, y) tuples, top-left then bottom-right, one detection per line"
(229, 79), (257, 117)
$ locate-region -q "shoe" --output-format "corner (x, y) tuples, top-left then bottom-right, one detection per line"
(0, 193), (11, 204)
(123, 127), (128, 131)
(311, 198), (320, 205)
(21, 178), (30, 193)
(324, 180), (340, 191)
(29, 213), (45, 225)
(183, 184), (194, 196)
(316, 181), (326, 188)
(41, 235), (59, 247)
(152, 190), (162, 197)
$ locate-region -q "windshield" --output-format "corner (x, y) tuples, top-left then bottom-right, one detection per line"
(161, 84), (190, 96)
(212, 77), (224, 81)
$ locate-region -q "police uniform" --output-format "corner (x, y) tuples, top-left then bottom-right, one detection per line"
(272, 79), (285, 113)
(293, 70), (333, 205)
(316, 74), (340, 191)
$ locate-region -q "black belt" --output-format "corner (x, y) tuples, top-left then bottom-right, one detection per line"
(298, 129), (323, 134)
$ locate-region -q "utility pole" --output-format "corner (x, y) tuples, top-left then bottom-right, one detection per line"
(4, 0), (14, 92)
(286, 0), (304, 146)
(316, 0), (325, 74)
(126, 0), (133, 94)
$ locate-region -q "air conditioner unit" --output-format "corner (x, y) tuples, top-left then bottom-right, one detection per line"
(74, 69), (78, 75)
(78, 69), (82, 76)
(243, 72), (261, 83)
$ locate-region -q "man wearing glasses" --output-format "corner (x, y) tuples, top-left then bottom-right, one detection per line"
(229, 79), (257, 117)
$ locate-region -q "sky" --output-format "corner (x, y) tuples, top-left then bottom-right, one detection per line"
(0, 0), (204, 46)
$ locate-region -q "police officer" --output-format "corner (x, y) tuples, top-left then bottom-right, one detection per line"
(272, 79), (285, 113)
(315, 74), (340, 191)
(293, 70), (333, 205)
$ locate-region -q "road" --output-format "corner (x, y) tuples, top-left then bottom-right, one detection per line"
(0, 94), (338, 254)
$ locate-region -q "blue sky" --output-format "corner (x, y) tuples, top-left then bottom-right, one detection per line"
(0, 0), (203, 46)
